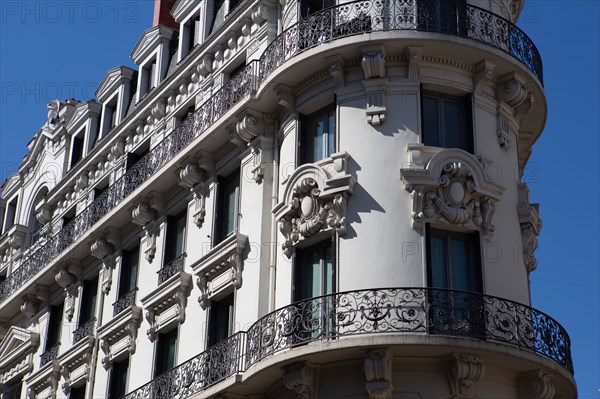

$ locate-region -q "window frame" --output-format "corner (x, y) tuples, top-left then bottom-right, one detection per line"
(107, 357), (129, 399)
(421, 89), (474, 153)
(78, 276), (99, 327)
(213, 169), (240, 245)
(299, 103), (336, 165)
(293, 238), (336, 302)
(45, 302), (64, 351)
(154, 328), (178, 377)
(163, 209), (187, 266)
(207, 292), (235, 348)
(118, 245), (140, 299)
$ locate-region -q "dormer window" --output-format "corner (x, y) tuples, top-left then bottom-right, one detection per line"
(180, 11), (201, 61)
(210, 0), (242, 33)
(101, 96), (118, 137)
(70, 130), (85, 168)
(141, 59), (158, 97)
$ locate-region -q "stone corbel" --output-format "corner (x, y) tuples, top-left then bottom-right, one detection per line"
(90, 229), (119, 295)
(55, 264), (79, 322)
(35, 203), (52, 225)
(21, 295), (40, 318)
(496, 102), (518, 150)
(497, 72), (533, 118)
(151, 97), (167, 121)
(131, 193), (164, 263)
(74, 174), (88, 192)
(405, 46), (422, 80)
(252, 3), (270, 25)
(326, 55), (345, 89)
(448, 353), (484, 398)
(8, 225), (27, 250)
(198, 54), (214, 78)
(363, 79), (387, 126)
(361, 46), (386, 79)
(363, 349), (393, 399)
(473, 60), (495, 97)
(518, 370), (555, 399)
(283, 362), (314, 399)
(236, 113), (265, 144)
(110, 137), (126, 163)
(275, 84), (295, 113)
(517, 184), (542, 273)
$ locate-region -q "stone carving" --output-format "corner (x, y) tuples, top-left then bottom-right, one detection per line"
(401, 147), (504, 240)
(99, 308), (142, 370)
(279, 178), (346, 258)
(474, 60), (495, 96)
(517, 184), (543, 273)
(56, 266), (79, 322)
(363, 82), (387, 126)
(518, 370), (555, 399)
(283, 362), (313, 399)
(145, 276), (192, 342)
(361, 47), (386, 79)
(363, 349), (393, 399)
(90, 232), (118, 295)
(405, 46), (422, 80)
(197, 54), (213, 78)
(47, 100), (60, 125)
(327, 56), (345, 88)
(197, 253), (242, 310)
(131, 194), (163, 263)
(448, 353), (484, 398)
(498, 73), (528, 107)
(21, 295), (40, 318)
(236, 113), (264, 144)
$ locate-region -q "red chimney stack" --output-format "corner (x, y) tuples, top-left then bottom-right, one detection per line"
(153, 0), (179, 30)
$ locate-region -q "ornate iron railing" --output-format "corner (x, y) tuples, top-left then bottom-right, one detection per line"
(72, 318), (96, 344)
(122, 288), (572, 399)
(0, 0), (542, 305)
(121, 332), (246, 399)
(40, 343), (60, 367)
(157, 253), (187, 285)
(113, 288), (138, 316)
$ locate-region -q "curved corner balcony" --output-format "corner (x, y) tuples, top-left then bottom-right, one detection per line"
(120, 288), (572, 399)
(0, 0), (542, 306)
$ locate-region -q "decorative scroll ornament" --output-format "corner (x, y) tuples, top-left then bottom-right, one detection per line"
(363, 349), (393, 399)
(131, 193), (163, 263)
(448, 353), (485, 398)
(401, 147), (504, 240)
(21, 295), (40, 319)
(55, 265), (78, 322)
(283, 362), (314, 399)
(90, 232), (118, 295)
(274, 153), (355, 258)
(279, 178), (346, 258)
(517, 184), (543, 273)
(518, 370), (555, 399)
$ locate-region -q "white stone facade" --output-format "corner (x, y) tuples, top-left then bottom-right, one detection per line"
(0, 0), (575, 398)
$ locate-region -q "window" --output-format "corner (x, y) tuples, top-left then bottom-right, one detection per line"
(294, 241), (335, 301)
(207, 293), (234, 347)
(422, 91), (473, 153)
(45, 303), (64, 351)
(71, 133), (85, 168)
(300, 105), (336, 164)
(293, 241), (335, 342)
(154, 328), (178, 377)
(118, 246), (139, 299)
(164, 210), (187, 265)
(93, 183), (109, 201)
(300, 0), (335, 17)
(2, 379), (22, 399)
(69, 385), (86, 399)
(426, 227), (483, 336)
(102, 98), (118, 137)
(417, 0), (467, 34)
(141, 60), (157, 97)
(3, 197), (18, 232)
(125, 141), (149, 171)
(108, 357), (129, 399)
(214, 170), (239, 244)
(79, 277), (99, 326)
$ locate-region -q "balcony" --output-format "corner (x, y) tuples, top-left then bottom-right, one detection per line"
(0, 0), (542, 307)
(121, 287), (572, 399)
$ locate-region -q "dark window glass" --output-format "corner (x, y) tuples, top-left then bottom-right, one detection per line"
(125, 143), (149, 171)
(118, 246), (139, 298)
(108, 358), (129, 399)
(79, 277), (99, 326)
(301, 105), (336, 164)
(418, 0), (467, 34)
(211, 0), (226, 32)
(164, 210), (187, 265)
(422, 91), (472, 153)
(208, 293), (234, 347)
(214, 170), (239, 244)
(2, 379), (22, 399)
(45, 303), (64, 350)
(294, 241), (334, 301)
(155, 329), (178, 377)
(69, 385), (86, 399)
(71, 135), (84, 168)
(300, 0), (335, 17)
(426, 228), (481, 292)
(93, 184), (108, 201)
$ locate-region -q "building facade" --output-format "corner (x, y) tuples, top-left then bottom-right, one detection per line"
(0, 0), (576, 398)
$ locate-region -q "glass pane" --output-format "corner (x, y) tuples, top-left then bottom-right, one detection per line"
(443, 100), (461, 149)
(324, 245), (334, 295)
(423, 97), (440, 147)
(109, 359), (129, 399)
(327, 110), (335, 158)
(69, 386), (86, 399)
(429, 236), (447, 288)
(155, 329), (178, 376)
(450, 238), (469, 291)
(312, 118), (324, 162)
(208, 294), (234, 346)
(80, 277), (98, 325)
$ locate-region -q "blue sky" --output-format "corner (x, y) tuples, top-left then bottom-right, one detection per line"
(1, 1), (598, 397)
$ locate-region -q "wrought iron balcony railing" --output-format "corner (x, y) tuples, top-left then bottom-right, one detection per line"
(0, 0), (542, 306)
(73, 318), (96, 344)
(113, 288), (138, 316)
(157, 253), (187, 285)
(40, 342), (60, 367)
(121, 288), (572, 399)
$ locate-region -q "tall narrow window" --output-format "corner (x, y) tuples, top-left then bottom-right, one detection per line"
(3, 197), (17, 233)
(118, 246), (139, 298)
(300, 105), (336, 164)
(69, 385), (86, 399)
(426, 227), (483, 336)
(294, 241), (335, 301)
(214, 170), (239, 244)
(2, 379), (22, 399)
(154, 328), (178, 377)
(45, 303), (64, 351)
(79, 277), (99, 326)
(207, 293), (234, 347)
(108, 357), (129, 399)
(71, 134), (85, 168)
(422, 91), (473, 153)
(164, 210), (187, 266)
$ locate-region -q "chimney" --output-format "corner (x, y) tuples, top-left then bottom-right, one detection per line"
(153, 0), (179, 30)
